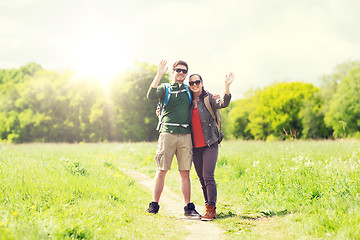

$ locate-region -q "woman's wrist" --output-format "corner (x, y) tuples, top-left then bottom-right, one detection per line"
(225, 88), (230, 94)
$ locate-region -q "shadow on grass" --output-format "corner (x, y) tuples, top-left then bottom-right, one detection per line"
(260, 209), (290, 218)
(217, 209), (292, 220)
(216, 210), (237, 219)
(216, 206), (295, 236)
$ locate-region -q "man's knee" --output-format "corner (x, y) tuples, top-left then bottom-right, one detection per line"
(179, 170), (190, 178)
(156, 170), (168, 179)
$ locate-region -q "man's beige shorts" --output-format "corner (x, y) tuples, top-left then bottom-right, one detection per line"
(155, 133), (193, 170)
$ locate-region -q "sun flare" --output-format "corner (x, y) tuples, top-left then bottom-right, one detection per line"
(69, 28), (131, 88)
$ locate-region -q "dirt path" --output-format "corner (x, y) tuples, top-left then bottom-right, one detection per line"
(122, 168), (225, 240)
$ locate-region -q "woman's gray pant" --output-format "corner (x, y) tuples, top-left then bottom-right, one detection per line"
(192, 143), (218, 206)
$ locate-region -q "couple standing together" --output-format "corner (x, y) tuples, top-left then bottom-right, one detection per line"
(146, 60), (234, 220)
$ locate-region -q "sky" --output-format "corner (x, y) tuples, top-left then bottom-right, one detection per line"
(1, 0), (360, 99)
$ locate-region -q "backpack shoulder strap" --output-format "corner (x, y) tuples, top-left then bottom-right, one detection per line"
(204, 95), (216, 120)
(204, 95), (220, 132)
(157, 83), (170, 131)
(164, 83), (191, 106)
(163, 83), (171, 107)
(184, 84), (192, 104)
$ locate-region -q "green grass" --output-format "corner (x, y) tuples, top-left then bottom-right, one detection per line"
(118, 140), (360, 239)
(214, 140), (360, 239)
(1, 140), (360, 239)
(0, 143), (187, 240)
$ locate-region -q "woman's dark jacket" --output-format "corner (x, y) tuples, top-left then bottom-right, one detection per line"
(190, 88), (231, 146)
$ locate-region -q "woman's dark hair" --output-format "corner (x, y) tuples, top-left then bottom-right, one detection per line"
(189, 74), (203, 82)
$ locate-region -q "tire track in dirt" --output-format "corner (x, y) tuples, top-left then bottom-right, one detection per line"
(121, 168), (224, 240)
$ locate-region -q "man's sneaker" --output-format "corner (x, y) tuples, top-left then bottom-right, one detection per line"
(184, 203), (201, 218)
(147, 202), (160, 214)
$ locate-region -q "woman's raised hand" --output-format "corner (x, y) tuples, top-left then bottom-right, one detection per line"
(225, 72), (235, 86)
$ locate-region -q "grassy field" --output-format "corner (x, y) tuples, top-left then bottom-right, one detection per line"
(1, 140), (360, 239)
(215, 140), (360, 239)
(0, 143), (188, 240)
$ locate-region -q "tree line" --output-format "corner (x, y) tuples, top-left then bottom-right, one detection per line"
(0, 61), (359, 143)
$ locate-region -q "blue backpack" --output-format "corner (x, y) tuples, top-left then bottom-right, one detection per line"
(156, 83), (192, 131)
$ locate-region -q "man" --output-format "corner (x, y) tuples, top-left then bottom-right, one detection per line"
(146, 59), (200, 218)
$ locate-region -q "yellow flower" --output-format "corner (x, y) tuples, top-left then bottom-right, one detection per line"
(12, 211), (18, 216)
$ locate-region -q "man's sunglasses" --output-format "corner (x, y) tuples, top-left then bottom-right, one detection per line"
(174, 68), (188, 74)
(189, 80), (202, 86)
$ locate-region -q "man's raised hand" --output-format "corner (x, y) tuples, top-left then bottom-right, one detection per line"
(158, 60), (169, 76)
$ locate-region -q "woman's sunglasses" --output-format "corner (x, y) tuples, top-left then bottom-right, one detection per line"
(174, 68), (188, 74)
(189, 80), (202, 86)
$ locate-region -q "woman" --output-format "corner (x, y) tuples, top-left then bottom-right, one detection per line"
(189, 73), (234, 220)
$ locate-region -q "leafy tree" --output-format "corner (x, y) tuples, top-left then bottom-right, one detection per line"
(0, 63), (44, 142)
(219, 102), (234, 140)
(63, 78), (112, 142)
(319, 61), (360, 123)
(299, 93), (332, 139)
(325, 67), (360, 137)
(227, 96), (254, 140)
(246, 89), (270, 140)
(4, 60), (360, 142)
(247, 82), (319, 140)
(110, 62), (170, 142)
(0, 63), (113, 143)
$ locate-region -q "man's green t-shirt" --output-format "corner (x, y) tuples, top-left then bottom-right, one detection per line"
(147, 83), (191, 134)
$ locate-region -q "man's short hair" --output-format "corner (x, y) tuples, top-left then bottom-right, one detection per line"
(173, 60), (188, 71)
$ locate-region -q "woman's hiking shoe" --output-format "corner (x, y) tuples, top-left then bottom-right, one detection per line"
(184, 203), (201, 219)
(147, 202), (160, 214)
(201, 204), (216, 221)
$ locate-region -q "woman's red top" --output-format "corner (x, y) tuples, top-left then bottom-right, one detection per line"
(191, 107), (207, 148)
